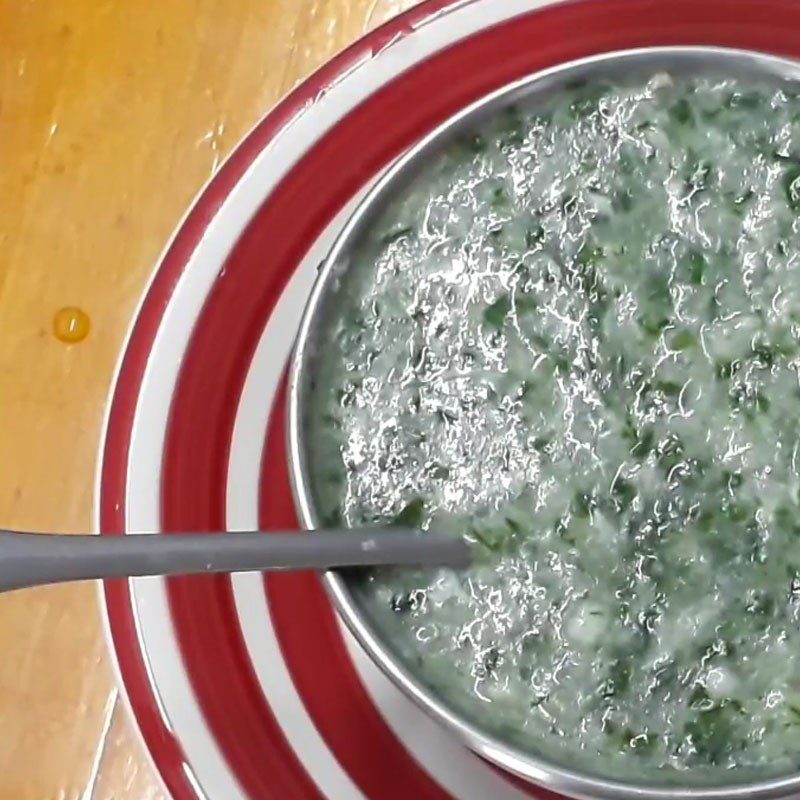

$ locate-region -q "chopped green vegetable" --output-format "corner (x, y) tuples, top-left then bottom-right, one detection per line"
(611, 478), (636, 512)
(380, 226), (413, 245)
(601, 658), (632, 698)
(498, 105), (525, 147)
(715, 360), (738, 380)
(669, 97), (693, 126)
(638, 314), (670, 337)
(526, 225), (545, 249)
(390, 498), (425, 528)
(612, 189), (634, 213)
(655, 379), (683, 397)
(391, 592), (415, 613)
(670, 329), (695, 351)
(685, 701), (742, 765)
(467, 134), (486, 153)
(484, 294), (511, 329)
(630, 427), (656, 459)
(515, 293), (538, 315)
(491, 186), (510, 209)
(687, 251), (707, 286)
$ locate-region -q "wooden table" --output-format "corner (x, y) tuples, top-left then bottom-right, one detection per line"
(0, 2), (415, 796)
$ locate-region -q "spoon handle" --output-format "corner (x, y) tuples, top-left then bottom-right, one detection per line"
(0, 529), (471, 593)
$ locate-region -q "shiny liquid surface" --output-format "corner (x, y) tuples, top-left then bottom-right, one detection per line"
(309, 73), (800, 781)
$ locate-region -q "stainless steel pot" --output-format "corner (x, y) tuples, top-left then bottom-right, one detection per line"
(287, 47), (800, 800)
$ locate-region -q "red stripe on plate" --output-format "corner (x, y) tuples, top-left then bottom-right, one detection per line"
(167, 575), (330, 800)
(261, 379), (457, 800)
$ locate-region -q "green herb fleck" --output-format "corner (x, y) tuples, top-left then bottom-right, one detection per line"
(612, 189), (634, 213)
(638, 313), (670, 338)
(532, 434), (551, 453)
(430, 465), (450, 480)
(391, 592), (415, 613)
(390, 498), (425, 528)
(484, 294), (511, 329)
(573, 491), (594, 518)
(380, 226), (413, 245)
(577, 241), (604, 269)
(655, 379), (683, 397)
(491, 186), (510, 209)
(612, 478), (637, 512)
(669, 98), (693, 126)
(631, 427), (656, 460)
(488, 224), (504, 241)
(628, 733), (658, 755)
(600, 658), (631, 698)
(526, 225), (545, 249)
(322, 508), (343, 527)
(671, 329), (695, 351)
(687, 252), (707, 286)
(685, 701), (741, 765)
(471, 522), (516, 554)
(715, 360), (738, 380)
(499, 106), (525, 147)
(746, 591), (777, 618)
(515, 293), (538, 315)
(467, 134), (486, 153)
(733, 189), (755, 216)
(479, 646), (502, 677)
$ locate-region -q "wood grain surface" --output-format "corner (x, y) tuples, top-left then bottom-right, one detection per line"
(0, 1), (416, 797)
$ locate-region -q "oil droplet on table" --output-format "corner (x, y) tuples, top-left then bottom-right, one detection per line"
(53, 306), (90, 343)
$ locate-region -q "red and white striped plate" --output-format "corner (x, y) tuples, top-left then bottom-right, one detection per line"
(96, 1), (800, 797)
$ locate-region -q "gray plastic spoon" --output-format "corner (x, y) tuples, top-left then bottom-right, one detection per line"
(0, 529), (472, 593)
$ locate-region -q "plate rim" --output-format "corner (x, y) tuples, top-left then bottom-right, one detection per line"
(94, 0), (800, 798)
